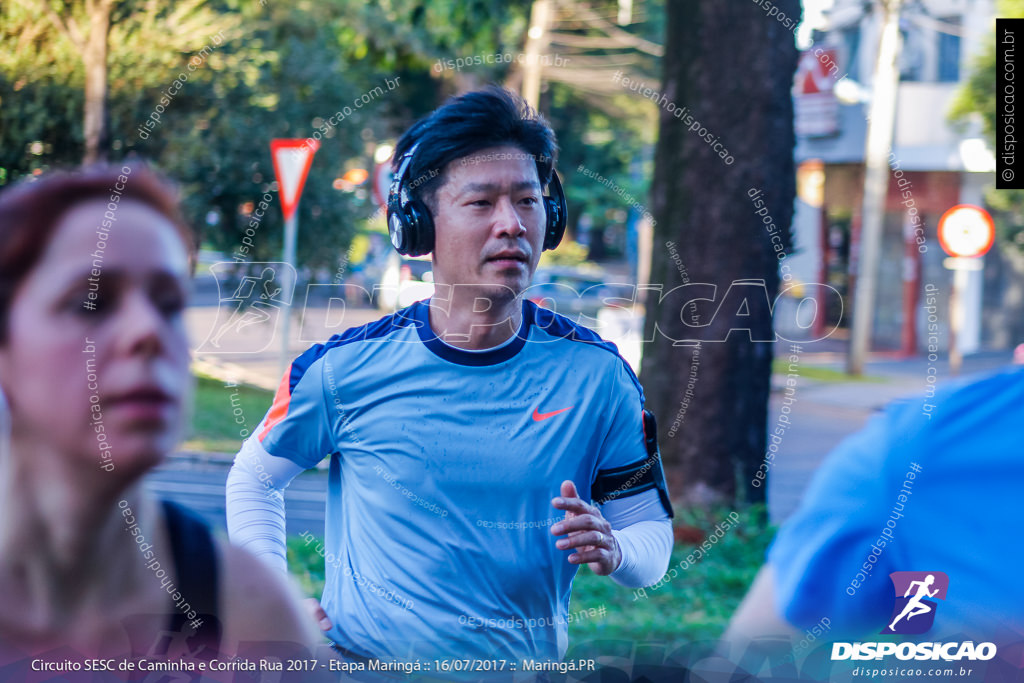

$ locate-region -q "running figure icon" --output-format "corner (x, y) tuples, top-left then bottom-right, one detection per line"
(888, 574), (939, 632)
(209, 266), (286, 348)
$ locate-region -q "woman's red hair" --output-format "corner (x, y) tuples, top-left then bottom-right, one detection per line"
(0, 163), (195, 341)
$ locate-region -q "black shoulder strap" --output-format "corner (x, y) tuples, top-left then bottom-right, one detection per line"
(161, 499), (223, 656)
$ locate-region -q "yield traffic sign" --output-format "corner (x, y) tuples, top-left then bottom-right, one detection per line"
(270, 139), (319, 221)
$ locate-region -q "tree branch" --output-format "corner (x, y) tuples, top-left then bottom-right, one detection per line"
(29, 0), (86, 48)
(557, 1), (663, 57)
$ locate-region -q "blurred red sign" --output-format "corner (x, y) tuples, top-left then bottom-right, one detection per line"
(794, 47), (840, 138)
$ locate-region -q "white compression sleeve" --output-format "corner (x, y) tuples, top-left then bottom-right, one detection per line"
(601, 489), (673, 588)
(225, 435), (306, 574)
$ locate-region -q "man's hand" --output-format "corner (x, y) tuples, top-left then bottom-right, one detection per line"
(305, 598), (333, 632)
(550, 480), (621, 575)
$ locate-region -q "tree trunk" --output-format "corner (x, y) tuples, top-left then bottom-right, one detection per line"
(640, 0), (800, 506)
(82, 4), (110, 163)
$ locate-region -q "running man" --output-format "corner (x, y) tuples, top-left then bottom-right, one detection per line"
(888, 574), (939, 632)
(226, 87), (673, 662)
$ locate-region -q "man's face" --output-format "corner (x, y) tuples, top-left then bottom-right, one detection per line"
(429, 145), (546, 305)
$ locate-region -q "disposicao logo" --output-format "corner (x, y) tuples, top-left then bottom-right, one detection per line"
(831, 571), (997, 662)
(883, 571), (948, 635)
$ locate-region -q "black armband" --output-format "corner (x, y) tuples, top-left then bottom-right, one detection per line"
(591, 409), (674, 518)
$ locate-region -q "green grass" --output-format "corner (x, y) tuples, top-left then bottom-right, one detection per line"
(288, 533), (331, 598)
(183, 373), (273, 453)
(564, 506), (772, 656)
(286, 506), (773, 655)
(772, 358), (885, 383)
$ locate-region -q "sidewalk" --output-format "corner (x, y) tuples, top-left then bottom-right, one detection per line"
(186, 303), (387, 391)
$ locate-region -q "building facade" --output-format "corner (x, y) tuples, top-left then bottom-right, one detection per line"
(778, 0), (1019, 354)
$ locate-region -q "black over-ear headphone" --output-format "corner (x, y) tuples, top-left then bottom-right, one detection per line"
(387, 143), (567, 257)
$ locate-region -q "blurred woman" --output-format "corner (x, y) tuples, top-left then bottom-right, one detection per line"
(0, 164), (319, 663)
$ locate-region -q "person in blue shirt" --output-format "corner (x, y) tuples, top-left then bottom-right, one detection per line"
(727, 367), (1024, 647)
(226, 86), (674, 662)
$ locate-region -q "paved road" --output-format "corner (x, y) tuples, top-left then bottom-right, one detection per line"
(145, 456), (328, 536)
(766, 395), (870, 523)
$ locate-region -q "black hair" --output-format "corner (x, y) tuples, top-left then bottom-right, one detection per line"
(393, 85), (558, 212)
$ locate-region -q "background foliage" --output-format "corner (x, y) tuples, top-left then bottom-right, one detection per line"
(1, 0), (662, 269)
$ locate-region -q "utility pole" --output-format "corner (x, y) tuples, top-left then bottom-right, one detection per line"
(522, 0), (551, 108)
(617, 0), (633, 26)
(847, 0), (904, 375)
(280, 212), (298, 375)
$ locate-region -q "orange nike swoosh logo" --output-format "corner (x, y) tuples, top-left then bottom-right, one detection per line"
(532, 406), (574, 422)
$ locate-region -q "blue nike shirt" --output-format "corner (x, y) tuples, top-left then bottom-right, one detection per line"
(255, 299), (662, 660)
